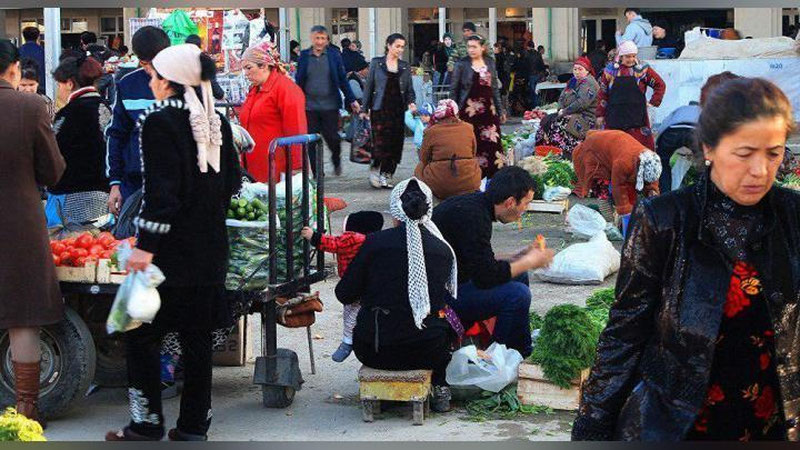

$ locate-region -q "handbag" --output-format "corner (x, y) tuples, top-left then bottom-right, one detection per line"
(349, 115), (372, 164)
(276, 292), (324, 328)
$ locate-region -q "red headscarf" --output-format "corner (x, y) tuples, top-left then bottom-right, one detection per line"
(573, 56), (594, 76)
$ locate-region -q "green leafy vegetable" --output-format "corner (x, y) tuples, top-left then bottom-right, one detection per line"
(541, 157), (577, 189)
(585, 287), (615, 310)
(529, 311), (543, 331)
(530, 304), (599, 389)
(464, 385), (553, 422)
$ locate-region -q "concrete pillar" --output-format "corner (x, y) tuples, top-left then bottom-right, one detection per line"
(122, 8), (138, 48)
(734, 8), (782, 38)
(278, 8), (290, 61)
(374, 8), (405, 58)
(44, 8), (60, 102)
(488, 8), (497, 47)
(532, 8), (580, 63)
(439, 7), (446, 40)
(449, 8), (465, 39)
(292, 7), (328, 48)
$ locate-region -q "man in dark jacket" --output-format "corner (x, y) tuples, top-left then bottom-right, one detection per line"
(295, 25), (360, 176)
(340, 37), (366, 74)
(588, 40), (608, 80)
(524, 42), (547, 109)
(105, 26), (170, 216)
(433, 167), (554, 357)
(19, 27), (45, 93)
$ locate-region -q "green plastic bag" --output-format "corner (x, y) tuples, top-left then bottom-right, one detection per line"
(161, 10), (199, 46)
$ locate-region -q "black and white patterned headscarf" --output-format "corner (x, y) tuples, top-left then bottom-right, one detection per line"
(389, 178), (458, 329)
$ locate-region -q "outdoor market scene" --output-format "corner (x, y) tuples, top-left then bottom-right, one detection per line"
(0, 5), (799, 442)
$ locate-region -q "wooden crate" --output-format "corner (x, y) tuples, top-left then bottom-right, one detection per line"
(95, 259), (128, 284)
(517, 363), (590, 411)
(55, 262), (98, 283)
(527, 198), (569, 214)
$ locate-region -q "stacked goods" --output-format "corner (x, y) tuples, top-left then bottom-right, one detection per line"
(518, 155), (577, 200)
(50, 232), (132, 268)
(227, 198), (269, 222)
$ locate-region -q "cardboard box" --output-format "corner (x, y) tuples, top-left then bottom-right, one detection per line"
(213, 317), (251, 366)
(55, 262), (98, 282)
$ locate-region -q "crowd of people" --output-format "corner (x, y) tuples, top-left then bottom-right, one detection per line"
(0, 12), (798, 442)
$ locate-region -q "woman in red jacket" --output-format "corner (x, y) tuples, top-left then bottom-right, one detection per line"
(239, 41), (307, 183)
(596, 40), (665, 150)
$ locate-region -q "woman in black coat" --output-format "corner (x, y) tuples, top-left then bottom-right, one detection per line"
(336, 178), (457, 412)
(47, 55), (110, 226)
(362, 33), (416, 189)
(449, 36), (506, 179)
(106, 44), (241, 442)
(573, 77), (800, 442)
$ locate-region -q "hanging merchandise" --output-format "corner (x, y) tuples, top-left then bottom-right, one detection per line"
(223, 9), (250, 51)
(162, 10), (200, 46)
(207, 10), (224, 55)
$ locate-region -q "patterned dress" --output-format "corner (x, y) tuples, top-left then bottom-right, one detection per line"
(687, 185), (786, 441)
(370, 70), (406, 175)
(459, 67), (503, 179)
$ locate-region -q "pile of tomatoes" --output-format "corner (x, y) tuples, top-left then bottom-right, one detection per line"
(523, 110), (548, 121)
(50, 232), (135, 267)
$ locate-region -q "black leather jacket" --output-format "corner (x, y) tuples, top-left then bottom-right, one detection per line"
(449, 56), (505, 117)
(573, 174), (800, 441)
(362, 56), (415, 112)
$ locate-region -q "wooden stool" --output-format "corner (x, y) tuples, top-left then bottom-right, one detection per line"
(358, 366), (432, 425)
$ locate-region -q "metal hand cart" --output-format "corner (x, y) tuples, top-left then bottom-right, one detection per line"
(253, 133), (327, 408)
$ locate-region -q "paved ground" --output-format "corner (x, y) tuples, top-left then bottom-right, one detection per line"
(46, 126), (617, 441)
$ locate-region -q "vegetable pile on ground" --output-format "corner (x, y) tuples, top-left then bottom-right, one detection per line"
(228, 197), (269, 222)
(464, 385), (552, 422)
(50, 232), (134, 268)
(518, 155), (577, 200)
(0, 408), (45, 441)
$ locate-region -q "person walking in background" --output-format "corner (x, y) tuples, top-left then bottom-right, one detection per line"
(615, 8), (653, 47)
(449, 22), (477, 72)
(341, 37), (366, 74)
(295, 25), (360, 176)
(524, 41), (547, 110)
(433, 33), (454, 90)
(18, 26), (45, 94)
(106, 26), (171, 216)
(494, 41), (511, 116)
(362, 33), (416, 189)
(450, 35), (506, 179)
(240, 40), (307, 183)
(0, 38), (66, 426)
(588, 40), (608, 81)
(596, 40), (665, 150)
(46, 54), (111, 227)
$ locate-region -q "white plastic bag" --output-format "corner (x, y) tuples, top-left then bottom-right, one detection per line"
(543, 186), (572, 202)
(566, 204), (608, 239)
(445, 343), (523, 393)
(105, 242), (165, 334)
(534, 233), (621, 285)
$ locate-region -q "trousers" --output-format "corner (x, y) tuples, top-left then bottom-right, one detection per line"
(449, 273), (533, 357)
(125, 324), (213, 439)
(306, 109), (342, 173)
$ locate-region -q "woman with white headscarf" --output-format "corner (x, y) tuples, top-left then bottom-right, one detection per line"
(335, 178), (458, 412)
(106, 44), (241, 441)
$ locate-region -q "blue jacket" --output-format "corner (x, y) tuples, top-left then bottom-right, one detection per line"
(616, 16), (654, 47)
(404, 110), (427, 149)
(19, 42), (45, 89)
(105, 68), (155, 199)
(295, 46), (356, 109)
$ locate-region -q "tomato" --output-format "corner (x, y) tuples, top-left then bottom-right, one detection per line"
(59, 251), (72, 265)
(97, 233), (115, 248)
(62, 238), (76, 247)
(52, 254), (61, 266)
(72, 248), (89, 259)
(76, 233), (94, 249)
(89, 244), (105, 256)
(51, 241), (66, 255)
(75, 256), (87, 267)
(100, 250), (113, 259)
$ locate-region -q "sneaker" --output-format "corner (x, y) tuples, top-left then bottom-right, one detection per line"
(369, 169), (382, 189)
(379, 174), (394, 189)
(331, 342), (353, 363)
(431, 385), (452, 413)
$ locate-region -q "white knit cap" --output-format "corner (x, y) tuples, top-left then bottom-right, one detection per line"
(152, 44), (222, 173)
(389, 178), (458, 329)
(636, 149), (662, 191)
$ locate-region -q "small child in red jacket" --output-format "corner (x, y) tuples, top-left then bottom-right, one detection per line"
(301, 211), (384, 362)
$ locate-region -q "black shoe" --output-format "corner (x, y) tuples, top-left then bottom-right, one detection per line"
(168, 428), (207, 441)
(334, 165), (343, 176)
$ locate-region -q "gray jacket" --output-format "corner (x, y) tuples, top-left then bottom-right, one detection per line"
(362, 56), (415, 112)
(449, 57), (505, 117)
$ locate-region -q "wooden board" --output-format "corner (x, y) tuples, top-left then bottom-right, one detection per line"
(526, 199), (569, 214)
(55, 262), (97, 283)
(95, 259), (128, 284)
(517, 363), (590, 411)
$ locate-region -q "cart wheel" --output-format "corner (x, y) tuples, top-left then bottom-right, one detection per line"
(93, 333), (127, 387)
(0, 307), (96, 419)
(262, 385), (295, 408)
